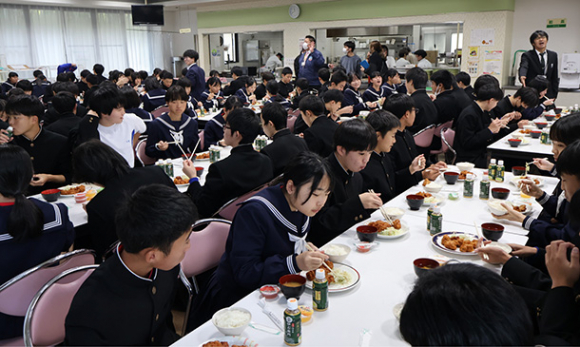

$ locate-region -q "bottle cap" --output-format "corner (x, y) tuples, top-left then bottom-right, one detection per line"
(482, 173), (489, 181)
(287, 298), (298, 310)
(7, 126), (13, 132)
(490, 159), (496, 164)
(466, 173), (474, 180)
(433, 206), (441, 213)
(315, 268), (326, 280)
(498, 160), (504, 165)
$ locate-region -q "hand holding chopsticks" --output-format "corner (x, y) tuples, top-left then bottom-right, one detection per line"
(473, 221), (489, 261)
(368, 189), (392, 224)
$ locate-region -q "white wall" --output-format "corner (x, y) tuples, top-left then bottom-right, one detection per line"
(158, 8), (198, 72)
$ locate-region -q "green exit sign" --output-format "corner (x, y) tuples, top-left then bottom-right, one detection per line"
(547, 18), (566, 28)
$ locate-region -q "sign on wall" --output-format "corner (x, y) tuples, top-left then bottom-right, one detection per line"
(547, 18), (566, 28)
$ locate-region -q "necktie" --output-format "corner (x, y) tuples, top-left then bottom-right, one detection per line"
(540, 52), (546, 74)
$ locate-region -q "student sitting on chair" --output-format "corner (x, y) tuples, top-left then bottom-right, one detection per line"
(159, 70), (175, 90)
(261, 102), (309, 176)
(141, 77), (167, 112)
(455, 71), (476, 101)
(362, 72), (385, 107)
(381, 68), (407, 98)
(45, 91), (82, 138)
(255, 72), (275, 100)
(308, 119), (383, 246)
(203, 96), (243, 150)
(1, 72), (18, 98)
(405, 67), (438, 135)
(263, 80), (292, 110)
(223, 66), (245, 96)
(182, 108), (273, 218)
(200, 76), (224, 111)
(176, 77), (200, 119)
(317, 68), (331, 95)
(301, 95), (338, 158)
(278, 67), (294, 98)
(291, 77), (310, 112)
(342, 72), (374, 116)
(146, 86), (199, 160)
(119, 86), (153, 133)
(491, 86), (538, 130)
(234, 76), (257, 106)
(65, 184), (197, 346)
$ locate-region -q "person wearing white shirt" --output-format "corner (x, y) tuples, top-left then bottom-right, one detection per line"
(395, 48), (411, 76)
(98, 112), (146, 168)
(265, 53), (283, 72)
(415, 50), (433, 69)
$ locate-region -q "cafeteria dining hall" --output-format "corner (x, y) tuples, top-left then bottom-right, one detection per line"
(3, 0), (580, 345)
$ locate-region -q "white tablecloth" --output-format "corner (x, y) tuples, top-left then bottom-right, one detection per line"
(487, 117), (555, 157)
(174, 169), (559, 346)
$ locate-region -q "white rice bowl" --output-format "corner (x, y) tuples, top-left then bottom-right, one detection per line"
(212, 307), (251, 335)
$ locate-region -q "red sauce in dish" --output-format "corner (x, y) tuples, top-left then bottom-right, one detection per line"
(482, 223), (504, 231)
(406, 194), (425, 200)
(444, 172), (459, 176)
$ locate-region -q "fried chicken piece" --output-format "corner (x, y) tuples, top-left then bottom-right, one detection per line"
(423, 179), (431, 187)
(393, 219), (401, 230)
(460, 242), (475, 252)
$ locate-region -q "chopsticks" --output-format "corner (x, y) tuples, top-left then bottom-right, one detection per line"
(189, 138), (201, 161)
(368, 189), (394, 225)
(473, 221), (489, 261)
(305, 243), (334, 273)
(169, 133), (188, 158)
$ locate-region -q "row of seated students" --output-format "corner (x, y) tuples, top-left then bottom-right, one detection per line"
(1, 61), (577, 344)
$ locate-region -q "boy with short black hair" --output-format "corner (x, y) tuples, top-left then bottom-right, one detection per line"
(183, 108), (273, 218)
(15, 80), (33, 95)
(93, 64), (106, 84)
(0, 94), (71, 194)
(255, 72), (275, 100)
(1, 72), (18, 97)
(176, 77), (200, 118)
(184, 49), (205, 101)
(491, 86), (538, 129)
(291, 77), (310, 111)
(203, 96), (242, 150)
(263, 80), (291, 110)
(45, 91), (81, 137)
(430, 69), (465, 125)
(159, 70), (175, 90)
(65, 184), (198, 346)
(278, 67), (294, 98)
(308, 118), (383, 246)
(405, 67), (437, 134)
(340, 40), (362, 76)
(300, 95), (338, 158)
(456, 71), (475, 101)
(318, 68), (331, 95)
(146, 85), (199, 159)
(223, 66), (245, 96)
(455, 83), (511, 167)
(260, 102), (309, 176)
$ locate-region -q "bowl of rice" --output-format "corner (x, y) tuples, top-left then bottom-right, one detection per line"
(212, 307), (252, 336)
(320, 243), (351, 262)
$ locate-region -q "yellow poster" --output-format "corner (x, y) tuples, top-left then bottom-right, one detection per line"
(468, 46), (479, 59)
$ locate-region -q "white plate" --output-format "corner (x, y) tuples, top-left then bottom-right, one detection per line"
(194, 151), (210, 161)
(304, 263), (361, 293)
(173, 176), (190, 188)
(198, 336), (258, 347)
(431, 231), (481, 256)
(376, 221), (409, 239)
(58, 183), (97, 197)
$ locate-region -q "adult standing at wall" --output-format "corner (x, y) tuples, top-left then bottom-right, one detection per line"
(518, 30), (559, 99)
(297, 35), (326, 90)
(183, 49), (206, 101)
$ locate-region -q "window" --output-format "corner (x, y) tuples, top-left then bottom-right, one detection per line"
(451, 33), (463, 52)
(223, 33), (238, 63)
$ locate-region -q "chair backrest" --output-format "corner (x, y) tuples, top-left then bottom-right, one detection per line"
(135, 138), (156, 166)
(198, 130), (205, 152)
(412, 124), (436, 148)
(441, 127), (457, 164)
(23, 265), (98, 347)
(181, 218), (231, 278)
(289, 109), (300, 117)
(151, 106), (169, 119)
(0, 249), (95, 317)
(287, 115), (297, 133)
(432, 121), (453, 138)
(214, 183), (268, 221)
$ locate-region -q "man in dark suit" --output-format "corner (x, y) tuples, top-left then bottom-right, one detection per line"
(260, 102), (309, 177)
(300, 95), (338, 158)
(184, 108), (273, 218)
(183, 49), (205, 102)
(519, 30), (559, 99)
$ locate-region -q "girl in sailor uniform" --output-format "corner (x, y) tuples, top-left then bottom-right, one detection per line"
(187, 152), (332, 331)
(381, 68), (407, 98)
(362, 71), (386, 107)
(343, 73), (378, 116)
(234, 76), (257, 106)
(200, 77), (225, 111)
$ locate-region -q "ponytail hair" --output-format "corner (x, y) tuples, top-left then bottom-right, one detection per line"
(0, 145), (43, 241)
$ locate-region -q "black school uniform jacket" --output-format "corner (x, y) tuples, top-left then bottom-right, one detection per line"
(360, 151), (397, 203)
(45, 112), (81, 138)
(186, 144), (273, 218)
(261, 128), (309, 177)
(433, 90), (462, 125)
(223, 78), (245, 96)
(85, 167), (174, 259)
(463, 86), (476, 101)
(292, 90), (309, 111)
(519, 49), (559, 98)
(65, 245), (180, 346)
(303, 115), (338, 158)
(455, 103), (510, 168)
(409, 90), (438, 134)
(451, 87), (472, 112)
(12, 128), (71, 195)
(388, 129), (425, 192)
(278, 81), (294, 98)
(255, 83), (267, 100)
(141, 89), (167, 112)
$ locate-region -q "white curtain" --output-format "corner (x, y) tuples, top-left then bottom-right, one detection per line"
(0, 4), (164, 77)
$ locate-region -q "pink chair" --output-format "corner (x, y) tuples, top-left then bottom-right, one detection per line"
(412, 124), (436, 148)
(151, 106), (169, 119)
(287, 115), (297, 133)
(23, 265), (98, 347)
(289, 109), (300, 117)
(433, 127), (457, 164)
(213, 183), (268, 221)
(135, 138), (156, 166)
(432, 121), (453, 141)
(198, 130), (205, 152)
(179, 218), (231, 334)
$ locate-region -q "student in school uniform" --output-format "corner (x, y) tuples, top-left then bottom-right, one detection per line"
(339, 40), (362, 76)
(263, 80), (292, 110)
(234, 76), (257, 106)
(0, 145), (74, 340)
(0, 95), (71, 195)
(317, 68), (331, 95)
(300, 95), (338, 158)
(261, 102), (309, 176)
(32, 74), (51, 100)
(43, 82), (87, 126)
(343, 73), (375, 116)
(183, 49), (205, 101)
(203, 96), (243, 150)
(308, 119), (383, 246)
(82, 73), (98, 108)
(16, 80), (33, 95)
(76, 69), (90, 95)
(74, 84), (146, 168)
(200, 77), (225, 111)
(415, 49), (433, 69)
(141, 77), (167, 112)
(93, 64), (107, 84)
(405, 67), (438, 135)
(278, 67), (294, 98)
(321, 69), (347, 96)
(119, 86), (153, 133)
(291, 77), (310, 111)
(490, 87), (538, 130)
(175, 77), (200, 119)
(65, 184), (196, 345)
(360, 110), (423, 203)
(522, 76), (556, 120)
(363, 72), (386, 107)
(159, 70), (175, 90)
(383, 94), (444, 191)
(381, 68), (407, 98)
(187, 152), (330, 331)
(182, 108), (274, 218)
(255, 72), (275, 100)
(222, 66), (246, 96)
(430, 69), (468, 125)
(146, 86), (199, 160)
(1, 72), (18, 98)
(45, 91), (82, 138)
(455, 71), (476, 101)
(455, 84), (513, 168)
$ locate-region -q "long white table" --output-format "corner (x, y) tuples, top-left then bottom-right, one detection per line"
(174, 169), (559, 346)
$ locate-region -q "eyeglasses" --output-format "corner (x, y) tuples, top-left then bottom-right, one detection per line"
(223, 124), (231, 130)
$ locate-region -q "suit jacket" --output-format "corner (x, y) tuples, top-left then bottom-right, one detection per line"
(519, 50), (559, 98)
(408, 90), (438, 135)
(303, 115), (338, 158)
(278, 81), (294, 98)
(186, 63), (206, 101)
(463, 85), (476, 101)
(261, 128), (309, 177)
(187, 144), (273, 218)
(255, 83), (267, 100)
(45, 112), (81, 138)
(223, 78), (245, 97)
(388, 129), (425, 192)
(308, 153), (370, 247)
(359, 151), (397, 203)
(433, 90), (460, 124)
(451, 87), (472, 113)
